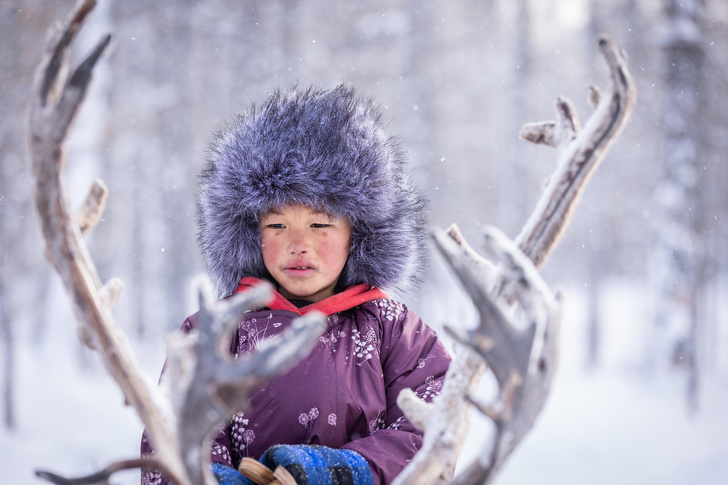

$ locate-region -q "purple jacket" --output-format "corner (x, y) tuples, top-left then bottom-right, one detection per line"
(142, 280), (451, 485)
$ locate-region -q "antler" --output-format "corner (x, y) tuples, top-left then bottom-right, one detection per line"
(27, 0), (189, 481)
(28, 2), (326, 484)
(516, 36), (636, 269)
(168, 285), (326, 485)
(442, 227), (561, 485)
(394, 35), (636, 485)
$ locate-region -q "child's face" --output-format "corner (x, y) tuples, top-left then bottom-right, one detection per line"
(260, 204), (352, 303)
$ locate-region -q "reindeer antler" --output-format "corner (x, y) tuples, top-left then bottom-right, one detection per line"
(516, 35), (636, 269)
(394, 35), (636, 485)
(28, 0), (191, 482)
(29, 2), (326, 484)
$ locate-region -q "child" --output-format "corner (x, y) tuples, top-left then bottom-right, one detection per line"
(141, 85), (451, 485)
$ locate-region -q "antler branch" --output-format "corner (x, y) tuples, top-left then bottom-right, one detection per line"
(394, 35), (636, 485)
(516, 35), (636, 269)
(446, 227), (561, 485)
(167, 284), (326, 485)
(28, 1), (190, 483)
(29, 2), (326, 484)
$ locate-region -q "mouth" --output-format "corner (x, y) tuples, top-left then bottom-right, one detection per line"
(283, 264), (316, 276)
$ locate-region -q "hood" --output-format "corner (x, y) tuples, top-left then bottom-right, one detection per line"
(197, 84), (428, 297)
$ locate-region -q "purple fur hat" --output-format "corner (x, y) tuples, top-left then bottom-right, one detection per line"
(197, 85), (427, 297)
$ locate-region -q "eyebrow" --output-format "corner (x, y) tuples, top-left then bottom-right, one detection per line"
(263, 209), (333, 218)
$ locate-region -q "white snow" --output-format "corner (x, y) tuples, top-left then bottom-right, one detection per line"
(2, 278), (728, 485)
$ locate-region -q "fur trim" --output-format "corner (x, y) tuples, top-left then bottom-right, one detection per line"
(197, 85), (427, 297)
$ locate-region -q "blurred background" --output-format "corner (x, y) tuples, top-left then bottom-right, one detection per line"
(1, 0), (727, 484)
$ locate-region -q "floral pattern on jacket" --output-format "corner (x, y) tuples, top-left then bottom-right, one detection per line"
(142, 296), (451, 485)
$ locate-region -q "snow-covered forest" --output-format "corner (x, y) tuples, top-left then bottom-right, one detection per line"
(2, 0), (728, 484)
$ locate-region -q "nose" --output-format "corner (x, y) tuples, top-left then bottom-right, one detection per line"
(287, 228), (310, 255)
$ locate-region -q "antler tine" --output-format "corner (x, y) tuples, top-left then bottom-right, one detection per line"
(75, 179), (108, 236)
(37, 0), (97, 107)
(393, 350), (485, 485)
(394, 36), (634, 485)
(29, 2), (192, 484)
(165, 283), (327, 485)
(432, 229), (522, 385)
(515, 35), (636, 269)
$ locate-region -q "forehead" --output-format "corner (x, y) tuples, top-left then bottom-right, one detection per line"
(262, 205), (335, 218)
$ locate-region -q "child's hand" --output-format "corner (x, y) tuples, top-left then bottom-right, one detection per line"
(211, 463), (255, 485)
(258, 444), (374, 485)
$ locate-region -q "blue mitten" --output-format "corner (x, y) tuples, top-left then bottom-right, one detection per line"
(211, 463), (254, 485)
(260, 444), (374, 485)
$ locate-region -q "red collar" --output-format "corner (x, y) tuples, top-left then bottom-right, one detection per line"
(235, 277), (388, 316)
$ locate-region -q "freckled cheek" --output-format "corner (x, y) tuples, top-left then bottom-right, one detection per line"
(319, 238), (350, 267)
(260, 236), (283, 264)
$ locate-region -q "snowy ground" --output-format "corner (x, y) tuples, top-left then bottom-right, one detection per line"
(2, 278), (727, 485)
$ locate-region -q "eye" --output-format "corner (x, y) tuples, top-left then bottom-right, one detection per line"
(266, 223), (286, 229)
(311, 223), (331, 228)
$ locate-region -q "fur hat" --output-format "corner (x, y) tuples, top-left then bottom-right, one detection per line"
(197, 85), (427, 298)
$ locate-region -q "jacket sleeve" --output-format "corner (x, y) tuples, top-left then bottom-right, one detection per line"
(341, 303), (452, 485)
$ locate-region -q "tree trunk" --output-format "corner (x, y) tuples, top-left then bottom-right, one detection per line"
(651, 0), (706, 411)
(0, 290), (14, 431)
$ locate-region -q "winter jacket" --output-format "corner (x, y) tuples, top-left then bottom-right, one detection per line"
(141, 278), (451, 485)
